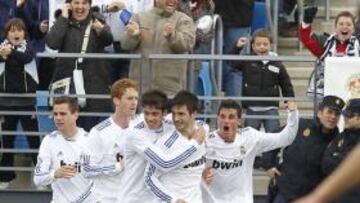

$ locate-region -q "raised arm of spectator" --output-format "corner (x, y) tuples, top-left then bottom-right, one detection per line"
(165, 14), (196, 53)
(299, 6), (328, 59)
(8, 41), (34, 63)
(228, 37), (249, 70)
(121, 15), (141, 51)
(46, 15), (70, 50)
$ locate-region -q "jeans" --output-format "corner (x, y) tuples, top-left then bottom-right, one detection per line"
(245, 109), (280, 133)
(222, 26), (251, 97)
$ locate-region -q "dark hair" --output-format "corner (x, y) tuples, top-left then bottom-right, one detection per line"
(53, 96), (80, 113)
(217, 100), (242, 119)
(335, 11), (355, 26)
(252, 28), (272, 44)
(111, 78), (139, 99)
(67, 0), (92, 4)
(3, 18), (28, 40)
(141, 89), (168, 111)
(171, 90), (199, 113)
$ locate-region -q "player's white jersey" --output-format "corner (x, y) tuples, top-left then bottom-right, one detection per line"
(82, 116), (129, 203)
(145, 121), (210, 203)
(33, 128), (96, 203)
(202, 109), (299, 203)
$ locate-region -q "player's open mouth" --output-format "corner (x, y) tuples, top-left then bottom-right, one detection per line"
(341, 31), (349, 35)
(223, 126), (229, 132)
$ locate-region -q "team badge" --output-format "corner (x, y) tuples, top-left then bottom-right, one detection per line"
(303, 128), (310, 137)
(337, 139), (344, 147)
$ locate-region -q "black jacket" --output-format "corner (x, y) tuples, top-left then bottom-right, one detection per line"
(322, 128), (360, 203)
(275, 118), (338, 202)
(229, 46), (295, 108)
(0, 40), (37, 107)
(46, 14), (113, 112)
(213, 0), (254, 28)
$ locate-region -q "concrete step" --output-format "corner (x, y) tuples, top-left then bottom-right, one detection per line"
(287, 67), (313, 79)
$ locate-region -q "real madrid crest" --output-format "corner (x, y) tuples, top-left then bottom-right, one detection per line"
(337, 139), (344, 147)
(303, 128), (311, 137)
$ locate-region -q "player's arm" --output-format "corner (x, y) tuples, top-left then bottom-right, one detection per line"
(131, 128), (204, 172)
(253, 102), (299, 154)
(81, 129), (123, 178)
(33, 137), (56, 186)
(144, 163), (182, 203)
(293, 144), (360, 203)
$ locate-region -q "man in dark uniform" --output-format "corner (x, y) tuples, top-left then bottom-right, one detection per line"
(265, 95), (345, 203)
(321, 98), (360, 203)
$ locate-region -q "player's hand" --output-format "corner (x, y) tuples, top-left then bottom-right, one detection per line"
(39, 20), (49, 33)
(266, 167), (281, 178)
(163, 23), (175, 38)
(192, 126), (205, 145)
(54, 165), (77, 179)
(126, 21), (140, 37)
(202, 167), (214, 184)
(236, 37), (249, 48)
(106, 0), (125, 12)
(175, 199), (188, 203)
(92, 19), (105, 34)
(286, 101), (297, 111)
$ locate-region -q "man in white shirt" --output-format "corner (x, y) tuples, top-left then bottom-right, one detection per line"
(33, 96), (97, 202)
(145, 91), (208, 203)
(116, 89), (205, 203)
(82, 78), (139, 203)
(201, 99), (299, 203)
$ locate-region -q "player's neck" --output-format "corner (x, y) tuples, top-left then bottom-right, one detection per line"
(112, 114), (131, 129)
(180, 122), (196, 139)
(61, 126), (78, 139)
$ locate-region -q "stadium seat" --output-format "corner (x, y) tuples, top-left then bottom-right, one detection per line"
(36, 91), (55, 136)
(195, 62), (213, 114)
(251, 1), (269, 34)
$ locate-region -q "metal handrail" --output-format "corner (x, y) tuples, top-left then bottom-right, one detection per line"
(211, 14), (223, 94)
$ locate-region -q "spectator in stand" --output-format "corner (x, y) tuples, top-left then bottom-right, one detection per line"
(355, 6), (360, 39)
(229, 29), (295, 169)
(213, 0), (254, 97)
(121, 0), (196, 96)
(15, 0), (51, 90)
(299, 6), (360, 105)
(321, 98), (360, 203)
(0, 18), (40, 189)
(265, 96), (345, 203)
(46, 0), (114, 131)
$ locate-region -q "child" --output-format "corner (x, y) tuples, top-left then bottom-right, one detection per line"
(299, 7), (360, 101)
(229, 29), (295, 169)
(0, 18), (40, 189)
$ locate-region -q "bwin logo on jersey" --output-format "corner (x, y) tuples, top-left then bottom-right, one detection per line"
(212, 159), (243, 170)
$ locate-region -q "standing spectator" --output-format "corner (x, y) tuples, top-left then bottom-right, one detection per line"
(268, 96), (345, 203)
(213, 0), (254, 97)
(321, 98), (360, 203)
(0, 18), (40, 189)
(121, 0), (196, 96)
(229, 29), (295, 168)
(46, 0), (114, 131)
(15, 0), (51, 90)
(299, 7), (360, 105)
(33, 97), (98, 202)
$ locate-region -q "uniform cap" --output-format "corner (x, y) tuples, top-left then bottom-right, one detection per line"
(342, 98), (360, 117)
(319, 95), (345, 113)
